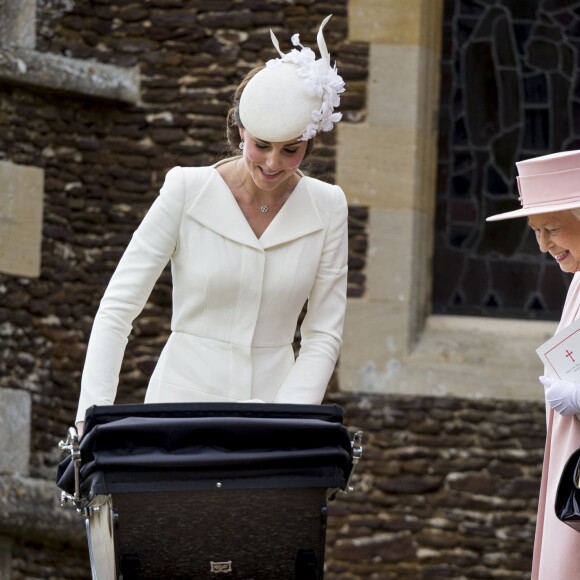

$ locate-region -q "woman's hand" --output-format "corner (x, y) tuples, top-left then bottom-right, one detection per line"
(539, 376), (580, 415)
(75, 421), (85, 440)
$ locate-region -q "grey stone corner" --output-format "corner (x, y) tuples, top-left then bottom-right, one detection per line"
(0, 0), (140, 104)
(0, 472), (85, 546)
(0, 48), (141, 105)
(0, 388), (31, 476)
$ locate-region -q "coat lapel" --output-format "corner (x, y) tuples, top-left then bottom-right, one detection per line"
(186, 169), (263, 251)
(185, 168), (324, 250)
(259, 177), (324, 249)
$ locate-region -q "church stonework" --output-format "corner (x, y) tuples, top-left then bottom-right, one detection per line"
(0, 161), (44, 277)
(0, 1), (546, 578)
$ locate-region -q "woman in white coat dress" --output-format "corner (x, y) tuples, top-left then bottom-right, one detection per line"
(75, 16), (348, 436)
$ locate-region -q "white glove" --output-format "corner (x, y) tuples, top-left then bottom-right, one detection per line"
(539, 376), (580, 415)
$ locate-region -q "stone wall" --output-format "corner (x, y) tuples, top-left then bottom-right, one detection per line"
(0, 0), (369, 480)
(0, 1), (371, 577)
(10, 537), (89, 580)
(325, 393), (544, 580)
(6, 394), (547, 580)
(0, 1), (546, 579)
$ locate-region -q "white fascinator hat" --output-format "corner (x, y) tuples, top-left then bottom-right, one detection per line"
(239, 15), (345, 143)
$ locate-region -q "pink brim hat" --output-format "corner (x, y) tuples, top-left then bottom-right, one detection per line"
(486, 150), (580, 221)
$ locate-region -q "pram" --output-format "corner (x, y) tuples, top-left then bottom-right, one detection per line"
(56, 402), (362, 579)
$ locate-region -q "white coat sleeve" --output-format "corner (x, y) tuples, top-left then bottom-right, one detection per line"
(274, 186), (348, 404)
(75, 166), (185, 423)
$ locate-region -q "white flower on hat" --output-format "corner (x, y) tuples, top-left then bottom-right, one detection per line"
(303, 99), (342, 140)
(311, 101), (342, 131)
(266, 15), (345, 140)
(302, 123), (318, 141)
(298, 59), (345, 103)
(267, 42), (315, 70)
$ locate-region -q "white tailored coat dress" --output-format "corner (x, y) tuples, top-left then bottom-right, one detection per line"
(75, 159), (348, 423)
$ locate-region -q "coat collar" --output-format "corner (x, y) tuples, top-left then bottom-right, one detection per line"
(186, 163), (324, 250)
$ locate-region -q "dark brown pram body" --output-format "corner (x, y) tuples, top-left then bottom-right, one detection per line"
(56, 402), (362, 580)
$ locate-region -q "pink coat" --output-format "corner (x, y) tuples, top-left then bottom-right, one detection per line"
(532, 272), (580, 579)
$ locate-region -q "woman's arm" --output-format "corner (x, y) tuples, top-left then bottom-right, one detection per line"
(75, 167), (185, 423)
(274, 185), (348, 404)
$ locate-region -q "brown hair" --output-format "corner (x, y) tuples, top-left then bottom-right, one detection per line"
(225, 66), (315, 159)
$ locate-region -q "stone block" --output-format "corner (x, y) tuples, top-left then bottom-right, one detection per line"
(349, 0), (443, 48)
(404, 316), (553, 401)
(368, 44), (438, 130)
(338, 299), (411, 393)
(0, 160), (44, 277)
(0, 388), (31, 474)
(333, 532), (416, 562)
(0, 474), (85, 544)
(0, 0), (36, 49)
(366, 209), (414, 303)
(364, 208), (435, 343)
(339, 303), (553, 401)
(336, 123), (423, 210)
(0, 48), (141, 104)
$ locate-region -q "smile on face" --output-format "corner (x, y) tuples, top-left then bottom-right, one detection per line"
(239, 128), (308, 194)
(528, 210), (580, 273)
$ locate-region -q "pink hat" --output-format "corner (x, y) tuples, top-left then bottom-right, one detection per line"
(486, 150), (580, 221)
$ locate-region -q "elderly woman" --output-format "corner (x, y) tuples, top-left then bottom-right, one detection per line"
(487, 150), (580, 579)
(74, 16), (348, 436)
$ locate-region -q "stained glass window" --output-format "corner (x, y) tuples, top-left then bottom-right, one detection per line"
(433, 0), (580, 320)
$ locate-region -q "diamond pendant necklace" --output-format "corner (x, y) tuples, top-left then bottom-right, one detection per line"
(235, 158), (289, 214)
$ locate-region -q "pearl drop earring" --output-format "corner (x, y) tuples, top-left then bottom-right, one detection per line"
(239, 140), (245, 150)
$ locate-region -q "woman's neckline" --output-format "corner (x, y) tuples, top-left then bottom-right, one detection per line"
(211, 156), (307, 240)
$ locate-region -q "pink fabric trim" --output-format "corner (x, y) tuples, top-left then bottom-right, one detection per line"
(518, 167), (580, 209)
(532, 273), (580, 579)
